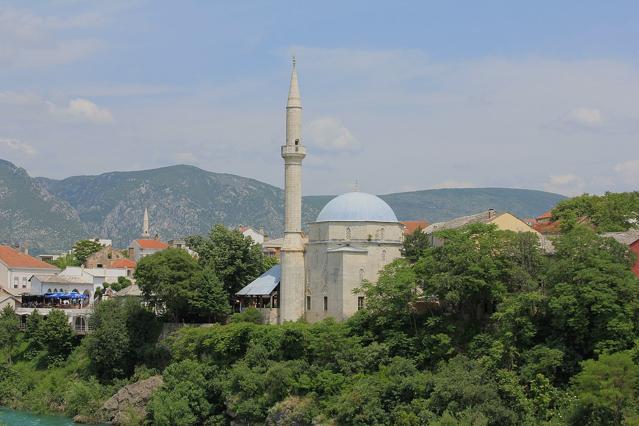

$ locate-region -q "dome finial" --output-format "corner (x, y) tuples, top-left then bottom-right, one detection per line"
(292, 54), (296, 67)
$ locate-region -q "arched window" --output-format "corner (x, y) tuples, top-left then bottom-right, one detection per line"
(345, 227), (351, 240)
(359, 268), (365, 282)
(47, 288), (52, 293)
(380, 228), (385, 240)
(75, 316), (86, 332)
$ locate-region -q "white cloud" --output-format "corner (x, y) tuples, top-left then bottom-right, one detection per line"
(432, 180), (476, 189)
(614, 160), (639, 183)
(0, 138), (37, 156)
(543, 174), (586, 196)
(49, 98), (114, 124)
(305, 117), (360, 152)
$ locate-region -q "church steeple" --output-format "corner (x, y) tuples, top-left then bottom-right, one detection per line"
(142, 207), (150, 238)
(280, 57), (307, 323)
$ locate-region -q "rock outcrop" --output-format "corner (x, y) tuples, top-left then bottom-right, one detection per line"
(101, 375), (163, 425)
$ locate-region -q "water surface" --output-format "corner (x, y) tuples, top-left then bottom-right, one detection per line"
(0, 408), (75, 426)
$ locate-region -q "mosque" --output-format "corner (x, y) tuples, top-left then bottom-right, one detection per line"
(236, 60), (403, 324)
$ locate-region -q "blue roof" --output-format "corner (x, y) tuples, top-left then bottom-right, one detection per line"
(236, 265), (281, 296)
(315, 192), (398, 223)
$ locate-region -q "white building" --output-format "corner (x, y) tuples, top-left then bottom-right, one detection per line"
(0, 245), (59, 294)
(238, 226), (266, 245)
(128, 208), (169, 261)
(236, 60), (403, 324)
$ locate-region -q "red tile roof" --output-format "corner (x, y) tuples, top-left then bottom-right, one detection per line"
(401, 220), (430, 235)
(111, 258), (137, 269)
(532, 221), (562, 235)
(0, 245), (60, 270)
(537, 210), (553, 220)
(134, 239), (169, 250)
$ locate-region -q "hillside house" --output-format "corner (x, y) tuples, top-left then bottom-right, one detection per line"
(128, 239), (169, 261)
(85, 245), (129, 268)
(262, 237), (283, 258)
(239, 226), (266, 244)
(0, 245), (59, 294)
(424, 210), (554, 252)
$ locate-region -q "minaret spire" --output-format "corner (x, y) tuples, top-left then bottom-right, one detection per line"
(142, 207), (150, 238)
(280, 58), (306, 323)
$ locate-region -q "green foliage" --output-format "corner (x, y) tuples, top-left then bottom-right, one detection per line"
(0, 305), (19, 364)
(546, 226), (639, 365)
(230, 307), (263, 324)
(148, 360), (214, 426)
(263, 254), (279, 271)
(109, 276), (133, 292)
(49, 252), (81, 268)
(85, 298), (163, 381)
(187, 224), (267, 296)
(135, 248), (231, 322)
(401, 226), (431, 263)
(569, 351), (639, 425)
(72, 239), (103, 265)
(552, 191), (639, 232)
(39, 309), (75, 364)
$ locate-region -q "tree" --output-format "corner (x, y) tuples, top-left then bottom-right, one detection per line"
(188, 225), (266, 296)
(545, 226), (639, 363)
(552, 192), (639, 232)
(72, 239), (103, 265)
(355, 259), (418, 330)
(86, 298), (162, 381)
(110, 276), (132, 292)
(135, 248), (201, 321)
(147, 360), (213, 426)
(570, 351), (639, 425)
(0, 306), (19, 364)
(25, 309), (45, 353)
(401, 227), (430, 263)
(40, 309), (74, 363)
(49, 252), (81, 268)
(263, 255), (279, 271)
(189, 269), (231, 323)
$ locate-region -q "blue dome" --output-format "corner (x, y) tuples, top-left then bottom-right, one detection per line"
(315, 192), (398, 223)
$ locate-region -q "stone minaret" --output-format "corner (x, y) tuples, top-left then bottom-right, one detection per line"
(279, 57), (306, 323)
(142, 208), (150, 238)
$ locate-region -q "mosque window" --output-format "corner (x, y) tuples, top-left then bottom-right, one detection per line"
(382, 250), (387, 262)
(323, 296), (328, 311)
(345, 227), (351, 240)
(306, 296), (311, 310)
(358, 297), (365, 311)
(380, 228), (385, 240)
(295, 139), (299, 145)
(359, 268), (365, 282)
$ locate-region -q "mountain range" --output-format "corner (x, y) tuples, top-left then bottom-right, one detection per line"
(0, 159), (566, 253)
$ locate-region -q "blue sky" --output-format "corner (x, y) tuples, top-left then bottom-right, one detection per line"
(1, 1), (638, 195)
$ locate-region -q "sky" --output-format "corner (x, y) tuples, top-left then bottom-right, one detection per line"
(0, 1), (638, 196)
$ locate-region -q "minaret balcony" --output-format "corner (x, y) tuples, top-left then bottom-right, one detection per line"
(281, 145), (306, 158)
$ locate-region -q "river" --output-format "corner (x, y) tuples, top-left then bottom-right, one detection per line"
(0, 408), (76, 426)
